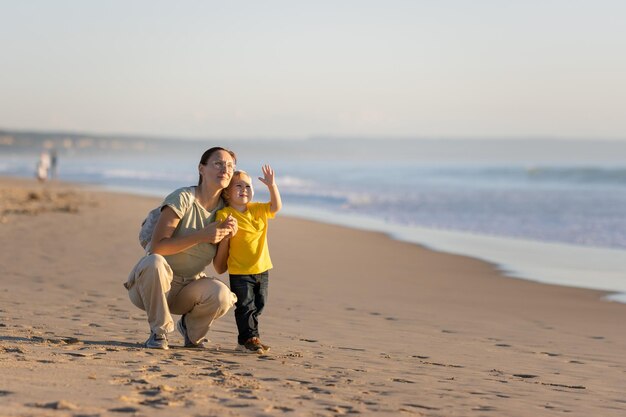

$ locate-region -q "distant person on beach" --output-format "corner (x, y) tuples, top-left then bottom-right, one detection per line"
(125, 147), (239, 350)
(50, 149), (58, 179)
(35, 152), (50, 182)
(214, 165), (282, 353)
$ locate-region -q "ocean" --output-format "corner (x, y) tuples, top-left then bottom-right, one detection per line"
(2, 135), (626, 302)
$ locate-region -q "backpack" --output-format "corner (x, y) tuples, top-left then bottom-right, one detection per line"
(138, 206), (162, 250)
(138, 191), (197, 251)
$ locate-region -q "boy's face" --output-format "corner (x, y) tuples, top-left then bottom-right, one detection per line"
(227, 174), (254, 206)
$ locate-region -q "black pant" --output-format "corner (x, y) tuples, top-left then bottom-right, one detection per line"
(229, 271), (269, 345)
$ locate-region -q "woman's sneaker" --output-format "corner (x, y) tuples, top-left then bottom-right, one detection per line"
(145, 332), (169, 350)
(176, 314), (207, 348)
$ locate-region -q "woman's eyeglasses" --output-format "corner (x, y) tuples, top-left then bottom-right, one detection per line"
(210, 160), (235, 172)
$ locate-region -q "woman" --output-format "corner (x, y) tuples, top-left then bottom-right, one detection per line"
(125, 147), (239, 349)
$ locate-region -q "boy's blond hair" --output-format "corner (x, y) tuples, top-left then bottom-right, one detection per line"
(222, 170), (251, 205)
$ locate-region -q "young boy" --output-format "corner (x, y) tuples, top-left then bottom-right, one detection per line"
(214, 165), (282, 353)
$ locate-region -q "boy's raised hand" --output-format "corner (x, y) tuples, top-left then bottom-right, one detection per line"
(258, 164), (276, 188)
(259, 164), (282, 214)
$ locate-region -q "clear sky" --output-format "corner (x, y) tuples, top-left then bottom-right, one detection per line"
(1, 0), (625, 139)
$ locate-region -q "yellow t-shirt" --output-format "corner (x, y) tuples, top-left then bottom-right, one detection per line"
(215, 202), (275, 275)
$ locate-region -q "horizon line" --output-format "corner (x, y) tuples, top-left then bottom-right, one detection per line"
(1, 126), (625, 143)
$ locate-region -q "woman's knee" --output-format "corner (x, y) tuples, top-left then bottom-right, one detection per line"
(140, 254), (171, 274)
(135, 254), (173, 287)
(143, 253), (166, 268)
(214, 280), (237, 310)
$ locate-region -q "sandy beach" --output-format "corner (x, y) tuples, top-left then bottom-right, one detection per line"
(1, 176), (625, 417)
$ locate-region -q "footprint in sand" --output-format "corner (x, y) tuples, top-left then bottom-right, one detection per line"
(402, 403), (440, 411)
(337, 346), (365, 352)
(392, 378), (415, 384)
(32, 400), (78, 410)
(128, 377), (151, 385)
(286, 378), (312, 385)
(513, 373), (538, 379)
(266, 405), (295, 412)
(325, 405), (356, 414)
(138, 388), (161, 397)
(3, 347), (26, 354)
(472, 405), (497, 411)
(224, 402), (252, 409)
(62, 352), (89, 358)
(541, 382), (586, 389)
(308, 386), (332, 395)
(421, 360), (464, 368)
(109, 406), (140, 413)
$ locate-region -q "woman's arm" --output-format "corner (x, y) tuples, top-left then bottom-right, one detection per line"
(151, 206), (231, 256)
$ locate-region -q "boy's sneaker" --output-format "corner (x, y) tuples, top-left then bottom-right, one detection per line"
(257, 339), (271, 352)
(145, 332), (169, 350)
(176, 314), (207, 348)
(237, 337), (269, 353)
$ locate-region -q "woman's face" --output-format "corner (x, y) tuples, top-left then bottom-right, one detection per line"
(199, 150), (235, 190)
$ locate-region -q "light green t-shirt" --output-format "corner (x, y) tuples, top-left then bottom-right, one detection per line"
(161, 186), (225, 279)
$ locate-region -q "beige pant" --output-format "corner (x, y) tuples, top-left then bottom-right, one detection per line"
(126, 254), (236, 344)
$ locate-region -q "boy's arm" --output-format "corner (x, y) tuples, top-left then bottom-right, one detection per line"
(259, 164), (282, 214)
(267, 182), (282, 214)
(213, 237), (230, 275)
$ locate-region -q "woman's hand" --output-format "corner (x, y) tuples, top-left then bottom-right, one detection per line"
(202, 215), (238, 243)
(224, 214), (238, 238)
(201, 221), (229, 244)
